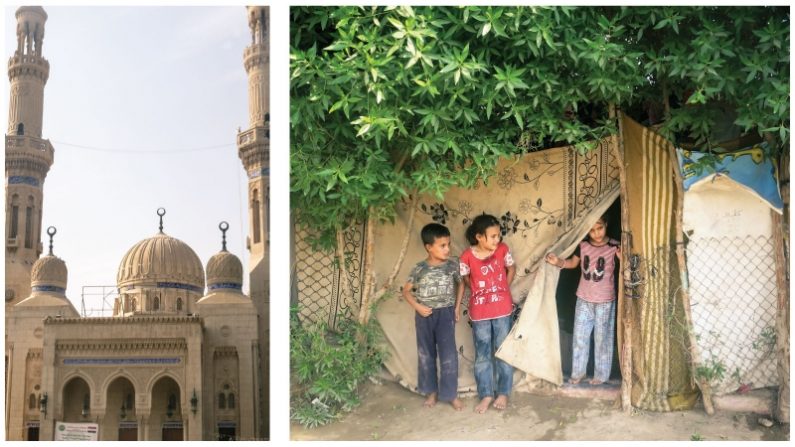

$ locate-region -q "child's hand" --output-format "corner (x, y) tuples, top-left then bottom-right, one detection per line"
(545, 253), (559, 265)
(454, 304), (461, 322)
(415, 304), (433, 317)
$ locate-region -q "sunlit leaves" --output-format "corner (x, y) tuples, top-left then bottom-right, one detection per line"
(291, 6), (789, 247)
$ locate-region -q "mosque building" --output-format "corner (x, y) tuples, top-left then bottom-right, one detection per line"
(4, 6), (270, 441)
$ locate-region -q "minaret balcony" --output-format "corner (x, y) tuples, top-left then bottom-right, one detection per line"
(243, 44), (267, 59)
(243, 44), (268, 71)
(8, 55), (49, 80)
(237, 127), (269, 148)
(5, 135), (54, 164)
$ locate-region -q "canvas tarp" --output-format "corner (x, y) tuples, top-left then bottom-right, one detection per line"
(372, 137), (620, 392)
(679, 159), (780, 395)
(620, 116), (698, 411)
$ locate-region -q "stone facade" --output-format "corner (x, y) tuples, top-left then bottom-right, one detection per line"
(5, 6), (269, 441)
(239, 5), (270, 438)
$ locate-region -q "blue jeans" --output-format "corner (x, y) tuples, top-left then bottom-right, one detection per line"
(571, 298), (616, 382)
(471, 315), (513, 399)
(415, 306), (458, 401)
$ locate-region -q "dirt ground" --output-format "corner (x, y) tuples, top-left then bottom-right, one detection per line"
(291, 379), (789, 441)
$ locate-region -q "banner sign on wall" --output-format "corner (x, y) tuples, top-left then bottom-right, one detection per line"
(54, 422), (98, 441)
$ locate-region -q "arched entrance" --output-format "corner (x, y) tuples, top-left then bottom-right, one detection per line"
(62, 377), (91, 423)
(150, 376), (182, 441)
(105, 377), (136, 441)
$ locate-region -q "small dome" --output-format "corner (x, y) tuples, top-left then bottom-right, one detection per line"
(206, 251), (243, 291)
(117, 232), (205, 291)
(30, 255), (67, 292)
(16, 6), (47, 20)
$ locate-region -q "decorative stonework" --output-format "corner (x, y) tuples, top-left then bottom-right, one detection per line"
(56, 338), (188, 352)
(44, 315), (203, 325)
(214, 346), (237, 357)
(63, 358), (181, 366)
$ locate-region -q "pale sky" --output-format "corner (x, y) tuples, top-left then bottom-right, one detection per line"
(3, 6), (252, 315)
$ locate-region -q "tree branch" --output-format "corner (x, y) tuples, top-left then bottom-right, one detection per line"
(374, 191), (420, 301)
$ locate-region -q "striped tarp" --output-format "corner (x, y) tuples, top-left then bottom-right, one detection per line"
(622, 116), (697, 411)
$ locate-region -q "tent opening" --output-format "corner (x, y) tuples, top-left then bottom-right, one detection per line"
(555, 197), (622, 382)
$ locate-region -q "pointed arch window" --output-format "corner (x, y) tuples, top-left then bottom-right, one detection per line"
(28, 393), (36, 409)
(153, 296), (160, 311)
(227, 393), (235, 409)
(17, 123), (24, 135)
(218, 393), (226, 409)
(252, 190), (261, 244)
(24, 206), (33, 248)
(10, 200), (19, 239)
(176, 298), (183, 311)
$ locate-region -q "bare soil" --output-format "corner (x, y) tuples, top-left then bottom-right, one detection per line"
(291, 379), (789, 441)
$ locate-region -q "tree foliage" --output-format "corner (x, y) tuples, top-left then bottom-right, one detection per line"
(291, 6), (789, 245)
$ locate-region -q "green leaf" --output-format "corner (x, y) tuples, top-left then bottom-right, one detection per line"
(356, 124), (371, 137)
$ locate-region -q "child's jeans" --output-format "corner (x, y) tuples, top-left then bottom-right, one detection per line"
(415, 305), (458, 401)
(571, 297), (616, 382)
(471, 315), (513, 399)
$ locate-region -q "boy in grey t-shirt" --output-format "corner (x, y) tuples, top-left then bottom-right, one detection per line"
(403, 223), (464, 410)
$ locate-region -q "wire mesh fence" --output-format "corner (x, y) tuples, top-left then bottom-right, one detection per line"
(293, 224), (365, 329)
(685, 235), (779, 394)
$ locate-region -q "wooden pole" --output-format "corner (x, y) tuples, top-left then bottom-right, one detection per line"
(373, 192), (420, 301)
(772, 210), (789, 423)
(609, 105), (633, 413)
(667, 141), (715, 415)
(772, 147), (789, 423)
(357, 210), (377, 325)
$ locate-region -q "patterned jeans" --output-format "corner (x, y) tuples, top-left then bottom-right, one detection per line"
(415, 306), (458, 401)
(571, 298), (616, 383)
(471, 315), (513, 399)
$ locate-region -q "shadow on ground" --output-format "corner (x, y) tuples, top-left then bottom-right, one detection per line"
(291, 380), (789, 441)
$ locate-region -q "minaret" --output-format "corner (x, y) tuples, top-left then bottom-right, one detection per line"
(237, 5), (269, 439)
(5, 6), (54, 311)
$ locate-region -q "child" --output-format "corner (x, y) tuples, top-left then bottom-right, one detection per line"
(459, 214), (516, 413)
(403, 223), (464, 410)
(545, 214), (620, 385)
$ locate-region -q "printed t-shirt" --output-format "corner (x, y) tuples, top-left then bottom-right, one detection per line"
(459, 242), (514, 321)
(574, 239), (619, 303)
(406, 258), (460, 309)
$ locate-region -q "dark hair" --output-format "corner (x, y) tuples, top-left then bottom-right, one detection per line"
(465, 214), (501, 245)
(597, 213), (609, 225)
(421, 223), (450, 245)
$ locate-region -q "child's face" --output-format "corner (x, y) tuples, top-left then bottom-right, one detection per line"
(475, 225), (501, 251)
(589, 220), (607, 243)
(425, 236), (451, 262)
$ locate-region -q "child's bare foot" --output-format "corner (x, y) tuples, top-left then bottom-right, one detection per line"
(492, 394), (508, 410)
(474, 396), (493, 414)
(568, 377), (582, 385)
(589, 378), (604, 386)
(450, 398), (464, 411)
(423, 392), (437, 408)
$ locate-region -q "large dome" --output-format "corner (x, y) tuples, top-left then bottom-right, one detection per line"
(117, 232), (205, 291)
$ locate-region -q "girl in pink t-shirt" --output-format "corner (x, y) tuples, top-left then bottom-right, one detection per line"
(459, 214), (515, 413)
(546, 214), (620, 385)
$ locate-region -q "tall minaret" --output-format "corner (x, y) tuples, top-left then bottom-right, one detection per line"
(5, 6), (54, 311)
(238, 5), (269, 439)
